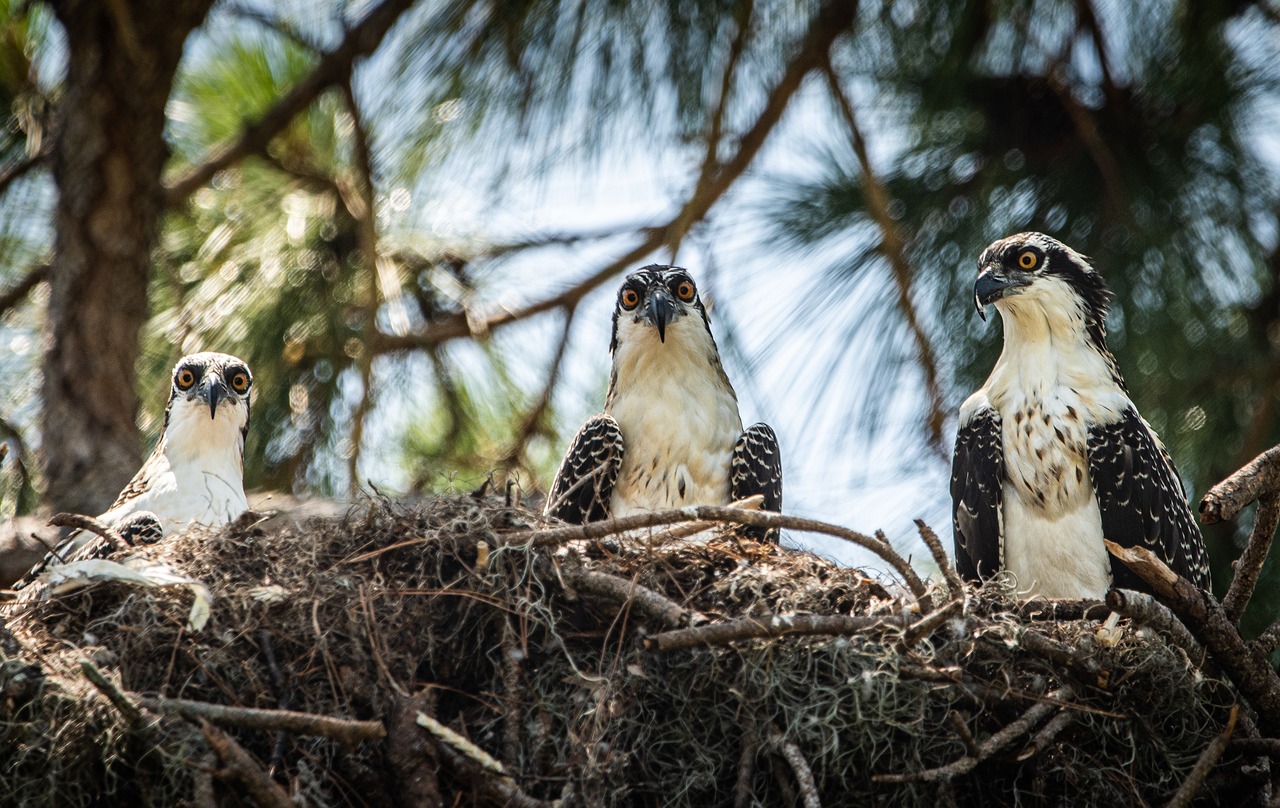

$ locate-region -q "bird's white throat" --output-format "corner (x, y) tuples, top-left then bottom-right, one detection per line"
(607, 314), (742, 515)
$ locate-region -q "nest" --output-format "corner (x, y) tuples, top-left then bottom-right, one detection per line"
(0, 495), (1258, 807)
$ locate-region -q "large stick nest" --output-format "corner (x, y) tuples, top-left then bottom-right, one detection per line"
(0, 495), (1258, 806)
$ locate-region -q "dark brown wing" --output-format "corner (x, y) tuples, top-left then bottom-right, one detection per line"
(545, 414), (624, 524)
(730, 423), (782, 542)
(951, 405), (1003, 582)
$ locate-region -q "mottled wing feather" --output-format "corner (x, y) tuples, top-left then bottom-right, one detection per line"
(545, 414), (624, 524)
(1087, 408), (1212, 592)
(730, 423), (783, 542)
(109, 444), (165, 511)
(8, 512), (164, 600)
(951, 406), (1004, 582)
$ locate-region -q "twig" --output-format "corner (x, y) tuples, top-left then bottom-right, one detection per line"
(0, 263), (48, 320)
(366, 0), (858, 355)
(1230, 737), (1280, 758)
(874, 688), (1072, 783)
(502, 505), (930, 608)
(1222, 493), (1280, 624)
(49, 513), (131, 553)
(948, 711), (980, 757)
(1018, 707), (1077, 760)
(644, 612), (905, 653)
(768, 726), (820, 808)
(433, 741), (554, 808)
(1018, 630), (1103, 682)
(1165, 704), (1238, 808)
(916, 520), (964, 600)
(81, 660), (146, 728)
(901, 598), (964, 647)
(141, 696), (385, 744)
(824, 64), (947, 452)
(639, 495), (764, 543)
(0, 150), (47, 199)
(164, 0), (416, 205)
(559, 567), (695, 629)
(200, 719), (294, 808)
(1106, 589), (1206, 666)
(415, 711), (506, 775)
(1107, 541), (1280, 735)
(1255, 621), (1280, 656)
(1201, 444), (1280, 524)
(735, 735), (759, 808)
(498, 306), (577, 470)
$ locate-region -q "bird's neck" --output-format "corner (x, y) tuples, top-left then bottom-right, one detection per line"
(160, 406), (246, 482)
(606, 319), (738, 413)
(988, 297), (1123, 405)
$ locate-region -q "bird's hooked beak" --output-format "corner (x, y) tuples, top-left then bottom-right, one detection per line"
(200, 373), (231, 419)
(973, 266), (1031, 321)
(646, 287), (676, 342)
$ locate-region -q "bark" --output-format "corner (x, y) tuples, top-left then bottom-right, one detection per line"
(42, 0), (215, 513)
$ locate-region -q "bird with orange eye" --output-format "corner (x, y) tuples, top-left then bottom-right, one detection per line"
(547, 264), (783, 542)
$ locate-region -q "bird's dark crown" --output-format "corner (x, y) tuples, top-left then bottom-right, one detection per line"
(609, 264), (712, 352)
(979, 232), (1112, 343)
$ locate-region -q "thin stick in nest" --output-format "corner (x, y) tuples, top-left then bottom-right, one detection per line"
(1166, 704), (1238, 808)
(200, 719), (293, 808)
(142, 696), (385, 745)
(644, 612), (908, 653)
(768, 726), (820, 808)
(49, 512), (131, 554)
(559, 566), (695, 629)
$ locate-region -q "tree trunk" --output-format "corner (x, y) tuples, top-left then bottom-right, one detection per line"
(42, 0), (214, 514)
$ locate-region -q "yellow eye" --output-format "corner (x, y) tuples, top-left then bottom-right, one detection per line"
(1018, 250), (1038, 270)
(620, 288), (640, 309)
(675, 281), (695, 302)
(229, 372), (250, 393)
(176, 368), (196, 390)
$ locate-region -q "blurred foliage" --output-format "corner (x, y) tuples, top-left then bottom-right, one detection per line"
(0, 0), (1278, 625)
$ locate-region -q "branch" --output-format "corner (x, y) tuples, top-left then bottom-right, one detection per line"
(1223, 493), (1280, 624)
(81, 660), (147, 728)
(505, 505), (930, 608)
(1106, 541), (1280, 735)
(0, 264), (49, 320)
(916, 519), (963, 599)
(49, 512), (131, 554)
(200, 719), (294, 808)
(873, 687), (1072, 783)
(767, 726), (820, 808)
(142, 696), (385, 744)
(0, 150), (48, 199)
(644, 612), (907, 653)
(1201, 444), (1280, 524)
(559, 567), (694, 629)
(497, 306), (577, 469)
(367, 0), (858, 354)
(1015, 599), (1111, 622)
(164, 0), (417, 205)
(824, 63), (947, 452)
(433, 741), (554, 808)
(1105, 589), (1205, 665)
(1165, 704), (1238, 808)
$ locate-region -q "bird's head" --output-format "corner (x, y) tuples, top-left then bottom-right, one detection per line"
(164, 352), (253, 445)
(973, 232), (1112, 340)
(609, 265), (712, 352)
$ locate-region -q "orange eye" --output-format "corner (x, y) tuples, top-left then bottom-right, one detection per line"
(620, 288), (640, 309)
(176, 368), (196, 389)
(675, 281), (695, 301)
(1018, 250), (1038, 270)
(230, 372), (250, 393)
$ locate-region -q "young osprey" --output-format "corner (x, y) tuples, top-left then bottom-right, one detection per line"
(951, 233), (1210, 598)
(22, 352), (253, 574)
(545, 265), (782, 540)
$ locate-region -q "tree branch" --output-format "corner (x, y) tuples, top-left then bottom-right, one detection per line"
(143, 696), (385, 744)
(824, 63), (947, 452)
(767, 726), (820, 808)
(1222, 493), (1280, 624)
(367, 0), (859, 354)
(0, 263), (49, 320)
(559, 566), (694, 629)
(1201, 444), (1280, 524)
(200, 719), (294, 808)
(1166, 704), (1238, 808)
(645, 612), (908, 653)
(164, 0), (417, 205)
(505, 505), (930, 608)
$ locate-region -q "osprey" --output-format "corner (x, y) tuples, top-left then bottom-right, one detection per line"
(951, 233), (1210, 598)
(545, 265), (782, 540)
(19, 352), (253, 576)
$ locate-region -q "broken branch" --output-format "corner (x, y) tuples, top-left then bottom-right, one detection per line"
(142, 696), (385, 744)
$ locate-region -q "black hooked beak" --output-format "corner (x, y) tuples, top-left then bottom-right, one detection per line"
(647, 287), (676, 342)
(973, 268), (1030, 321)
(201, 374), (230, 419)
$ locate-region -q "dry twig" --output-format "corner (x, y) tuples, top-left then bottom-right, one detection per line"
(768, 726), (821, 808)
(142, 696), (385, 744)
(1201, 444), (1280, 524)
(49, 512), (131, 554)
(1106, 589), (1206, 666)
(644, 612), (906, 653)
(916, 519), (964, 599)
(559, 567), (694, 629)
(1165, 704), (1239, 808)
(1222, 493), (1280, 624)
(200, 719), (294, 808)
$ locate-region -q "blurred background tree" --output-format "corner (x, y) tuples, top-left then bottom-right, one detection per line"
(0, 0), (1278, 624)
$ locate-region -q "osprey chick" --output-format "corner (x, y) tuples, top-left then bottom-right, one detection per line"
(951, 233), (1210, 598)
(23, 352), (253, 574)
(546, 266), (782, 540)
